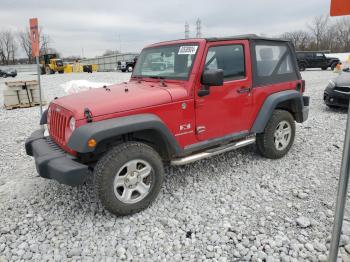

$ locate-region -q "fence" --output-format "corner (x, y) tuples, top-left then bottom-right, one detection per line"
(0, 64), (37, 73)
(80, 53), (139, 72)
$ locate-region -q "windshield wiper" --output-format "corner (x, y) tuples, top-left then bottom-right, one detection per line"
(149, 76), (165, 79)
(148, 76), (167, 86)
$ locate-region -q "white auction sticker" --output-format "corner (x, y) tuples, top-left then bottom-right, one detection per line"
(178, 46), (198, 55)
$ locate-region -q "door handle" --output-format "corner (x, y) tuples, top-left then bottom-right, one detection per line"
(237, 87), (251, 94)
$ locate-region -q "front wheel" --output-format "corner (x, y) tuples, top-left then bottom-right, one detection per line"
(94, 142), (164, 216)
(127, 66), (133, 72)
(256, 110), (295, 159)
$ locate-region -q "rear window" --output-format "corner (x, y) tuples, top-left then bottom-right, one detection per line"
(252, 41), (299, 86)
(255, 45), (294, 77)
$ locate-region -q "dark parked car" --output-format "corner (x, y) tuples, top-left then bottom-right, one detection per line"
(296, 51), (340, 71)
(324, 72), (350, 108)
(117, 56), (138, 72)
(0, 68), (17, 78)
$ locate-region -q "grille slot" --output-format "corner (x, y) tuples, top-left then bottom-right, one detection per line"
(49, 107), (69, 144)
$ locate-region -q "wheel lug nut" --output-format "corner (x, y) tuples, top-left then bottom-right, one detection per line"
(125, 178), (129, 182)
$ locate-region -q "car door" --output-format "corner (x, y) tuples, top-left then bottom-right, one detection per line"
(313, 53), (327, 68)
(195, 40), (253, 141)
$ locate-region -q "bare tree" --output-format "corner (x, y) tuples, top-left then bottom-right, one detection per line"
(334, 17), (350, 52)
(0, 30), (17, 65)
(18, 29), (32, 63)
(102, 49), (120, 56)
(40, 32), (51, 55)
(308, 15), (330, 50)
(280, 30), (312, 50)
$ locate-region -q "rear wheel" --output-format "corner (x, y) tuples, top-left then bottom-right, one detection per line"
(298, 64), (306, 71)
(45, 67), (54, 74)
(94, 142), (164, 216)
(321, 67), (328, 70)
(256, 110), (295, 159)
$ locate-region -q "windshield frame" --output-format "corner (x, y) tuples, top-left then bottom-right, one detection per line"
(132, 43), (200, 81)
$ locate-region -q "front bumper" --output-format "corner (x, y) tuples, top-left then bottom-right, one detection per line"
(25, 129), (90, 186)
(324, 90), (350, 108)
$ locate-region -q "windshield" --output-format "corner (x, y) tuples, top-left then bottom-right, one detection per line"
(56, 59), (63, 66)
(133, 44), (199, 80)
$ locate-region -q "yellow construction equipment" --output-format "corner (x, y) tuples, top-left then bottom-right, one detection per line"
(40, 54), (64, 74)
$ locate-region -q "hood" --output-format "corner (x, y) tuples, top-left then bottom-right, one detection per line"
(334, 73), (350, 86)
(326, 56), (340, 61)
(53, 80), (187, 120)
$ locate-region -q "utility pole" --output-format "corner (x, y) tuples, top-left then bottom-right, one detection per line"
(118, 34), (122, 53)
(196, 18), (202, 38)
(185, 22), (189, 39)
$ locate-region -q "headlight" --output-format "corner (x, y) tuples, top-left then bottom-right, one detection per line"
(69, 117), (76, 131)
(329, 80), (336, 88)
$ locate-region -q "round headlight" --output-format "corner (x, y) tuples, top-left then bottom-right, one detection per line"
(69, 117), (76, 131)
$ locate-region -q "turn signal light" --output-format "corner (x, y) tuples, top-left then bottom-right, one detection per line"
(88, 139), (97, 148)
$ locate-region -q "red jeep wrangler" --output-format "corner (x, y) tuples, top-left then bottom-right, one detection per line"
(25, 35), (309, 216)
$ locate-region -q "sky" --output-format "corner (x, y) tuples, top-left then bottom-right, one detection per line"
(1, 0), (332, 58)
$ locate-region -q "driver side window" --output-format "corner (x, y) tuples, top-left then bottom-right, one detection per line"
(204, 44), (246, 81)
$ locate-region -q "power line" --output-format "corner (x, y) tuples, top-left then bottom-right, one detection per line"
(196, 18), (202, 38)
(185, 21), (189, 39)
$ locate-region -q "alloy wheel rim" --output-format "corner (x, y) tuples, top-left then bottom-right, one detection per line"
(273, 120), (292, 151)
(113, 159), (153, 204)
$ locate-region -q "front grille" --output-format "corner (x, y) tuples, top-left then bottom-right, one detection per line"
(334, 86), (350, 93)
(48, 106), (69, 144)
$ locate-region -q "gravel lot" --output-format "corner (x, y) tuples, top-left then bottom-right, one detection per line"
(0, 70), (349, 261)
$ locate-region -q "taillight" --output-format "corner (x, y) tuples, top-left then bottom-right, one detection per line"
(296, 80), (306, 93)
(301, 80), (305, 93)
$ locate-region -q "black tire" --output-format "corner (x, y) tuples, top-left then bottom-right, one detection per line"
(94, 142), (164, 216)
(298, 64), (306, 71)
(256, 110), (296, 159)
(58, 71), (64, 74)
(321, 67), (328, 70)
(121, 69), (126, 72)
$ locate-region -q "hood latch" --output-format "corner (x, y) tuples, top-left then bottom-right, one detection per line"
(84, 108), (93, 123)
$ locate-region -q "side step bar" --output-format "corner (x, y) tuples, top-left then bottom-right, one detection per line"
(171, 136), (256, 166)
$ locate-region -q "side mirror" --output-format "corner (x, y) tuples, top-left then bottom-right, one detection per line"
(198, 69), (224, 97)
(201, 69), (224, 86)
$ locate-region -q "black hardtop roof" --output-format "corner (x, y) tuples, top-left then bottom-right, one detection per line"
(205, 34), (289, 42)
(150, 34), (289, 46)
(296, 50), (331, 53)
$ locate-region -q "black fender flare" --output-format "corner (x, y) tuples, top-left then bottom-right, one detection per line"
(67, 114), (182, 155)
(40, 109), (48, 125)
(251, 90), (307, 133)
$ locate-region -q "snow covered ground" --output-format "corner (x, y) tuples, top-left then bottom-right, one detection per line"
(0, 70), (349, 261)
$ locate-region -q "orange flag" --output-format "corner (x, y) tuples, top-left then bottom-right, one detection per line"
(29, 18), (40, 57)
(330, 0), (350, 16)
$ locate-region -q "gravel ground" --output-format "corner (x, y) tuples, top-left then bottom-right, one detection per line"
(0, 70), (349, 261)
